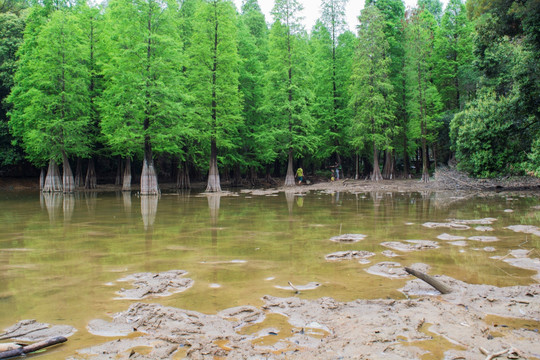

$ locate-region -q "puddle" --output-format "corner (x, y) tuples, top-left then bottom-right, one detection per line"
(404, 322), (466, 359)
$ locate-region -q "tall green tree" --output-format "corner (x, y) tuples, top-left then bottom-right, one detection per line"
(433, 0), (475, 111)
(8, 6), (91, 192)
(317, 0), (348, 165)
(238, 0), (272, 183)
(187, 0), (242, 192)
(350, 4), (395, 181)
(266, 0), (315, 186)
(404, 8), (442, 182)
(366, 0), (405, 179)
(100, 0), (185, 194)
(0, 11), (25, 168)
(418, 0), (443, 22)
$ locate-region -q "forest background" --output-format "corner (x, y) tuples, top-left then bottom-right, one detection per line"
(0, 0), (538, 193)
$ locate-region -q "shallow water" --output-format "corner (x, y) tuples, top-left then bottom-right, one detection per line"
(0, 189), (539, 358)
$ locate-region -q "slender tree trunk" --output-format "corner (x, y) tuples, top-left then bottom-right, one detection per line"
(355, 152), (359, 180)
(43, 160), (62, 192)
(371, 144), (383, 181)
(122, 157), (131, 192)
(176, 160), (191, 190)
(115, 156), (122, 186)
(284, 149), (295, 186)
(421, 123), (429, 182)
(62, 152), (75, 193)
(85, 158), (97, 189)
(206, 139), (221, 192)
(74, 158), (83, 188)
(382, 150), (395, 179)
(403, 132), (410, 178)
(39, 167), (45, 191)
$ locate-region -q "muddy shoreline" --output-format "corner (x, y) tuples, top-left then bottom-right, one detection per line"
(1, 170), (539, 359)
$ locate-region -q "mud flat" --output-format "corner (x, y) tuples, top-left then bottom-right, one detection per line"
(66, 272), (540, 360)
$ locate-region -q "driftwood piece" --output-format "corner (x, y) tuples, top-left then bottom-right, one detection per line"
(404, 267), (452, 294)
(0, 336), (67, 359)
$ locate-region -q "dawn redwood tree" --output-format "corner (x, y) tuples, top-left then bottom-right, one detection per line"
(8, 6), (91, 192)
(404, 8), (442, 182)
(433, 0), (475, 111)
(317, 0), (348, 165)
(350, 4), (395, 182)
(187, 0), (242, 192)
(266, 0), (314, 186)
(238, 0), (273, 183)
(100, 0), (185, 194)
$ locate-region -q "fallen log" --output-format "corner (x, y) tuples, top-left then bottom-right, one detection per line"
(0, 336), (67, 359)
(404, 267), (452, 294)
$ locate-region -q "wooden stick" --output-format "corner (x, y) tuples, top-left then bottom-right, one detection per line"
(0, 336), (67, 359)
(404, 267), (452, 294)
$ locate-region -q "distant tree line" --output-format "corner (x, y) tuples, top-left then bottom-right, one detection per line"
(0, 0), (538, 193)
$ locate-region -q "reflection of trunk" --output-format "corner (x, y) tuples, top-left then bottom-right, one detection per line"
(285, 191), (294, 214)
(85, 158), (97, 189)
(141, 195), (159, 230)
(176, 160), (191, 189)
(122, 191), (132, 214)
(42, 192), (62, 222)
(284, 149), (295, 186)
(371, 144), (383, 181)
(39, 167), (45, 191)
(206, 140), (221, 192)
(43, 159), (62, 192)
(62, 152), (75, 193)
(84, 191), (97, 214)
(63, 194), (75, 222)
(74, 158), (83, 188)
(207, 193), (221, 227)
(122, 157), (132, 191)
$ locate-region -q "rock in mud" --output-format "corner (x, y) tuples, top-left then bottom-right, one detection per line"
(450, 218), (498, 225)
(502, 250), (540, 282)
(382, 250), (399, 257)
(329, 234), (367, 243)
(325, 250), (375, 261)
(115, 270), (194, 300)
(422, 222), (470, 230)
(437, 233), (466, 241)
(468, 236), (499, 242)
(0, 319), (76, 342)
(474, 226), (494, 232)
(381, 240), (439, 252)
(365, 262), (409, 278)
(505, 225), (540, 237)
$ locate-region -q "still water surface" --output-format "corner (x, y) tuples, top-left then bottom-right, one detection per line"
(0, 189), (539, 358)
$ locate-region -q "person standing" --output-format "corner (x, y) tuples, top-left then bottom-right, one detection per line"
(295, 167), (304, 185)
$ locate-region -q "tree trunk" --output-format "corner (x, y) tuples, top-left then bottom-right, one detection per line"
(421, 127), (430, 183)
(122, 157), (131, 192)
(284, 149), (295, 186)
(85, 158), (97, 189)
(115, 156), (122, 186)
(43, 159), (62, 192)
(39, 167), (45, 191)
(206, 139), (221, 192)
(176, 160), (191, 190)
(62, 152), (75, 193)
(371, 144), (383, 181)
(355, 152), (359, 180)
(382, 150), (395, 180)
(141, 150), (159, 195)
(74, 158), (83, 188)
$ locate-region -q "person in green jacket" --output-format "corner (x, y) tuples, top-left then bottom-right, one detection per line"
(295, 167), (304, 185)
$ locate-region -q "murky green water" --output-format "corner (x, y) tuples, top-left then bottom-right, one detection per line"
(0, 189), (539, 358)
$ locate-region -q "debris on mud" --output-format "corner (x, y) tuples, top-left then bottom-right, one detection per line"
(115, 270), (194, 300)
